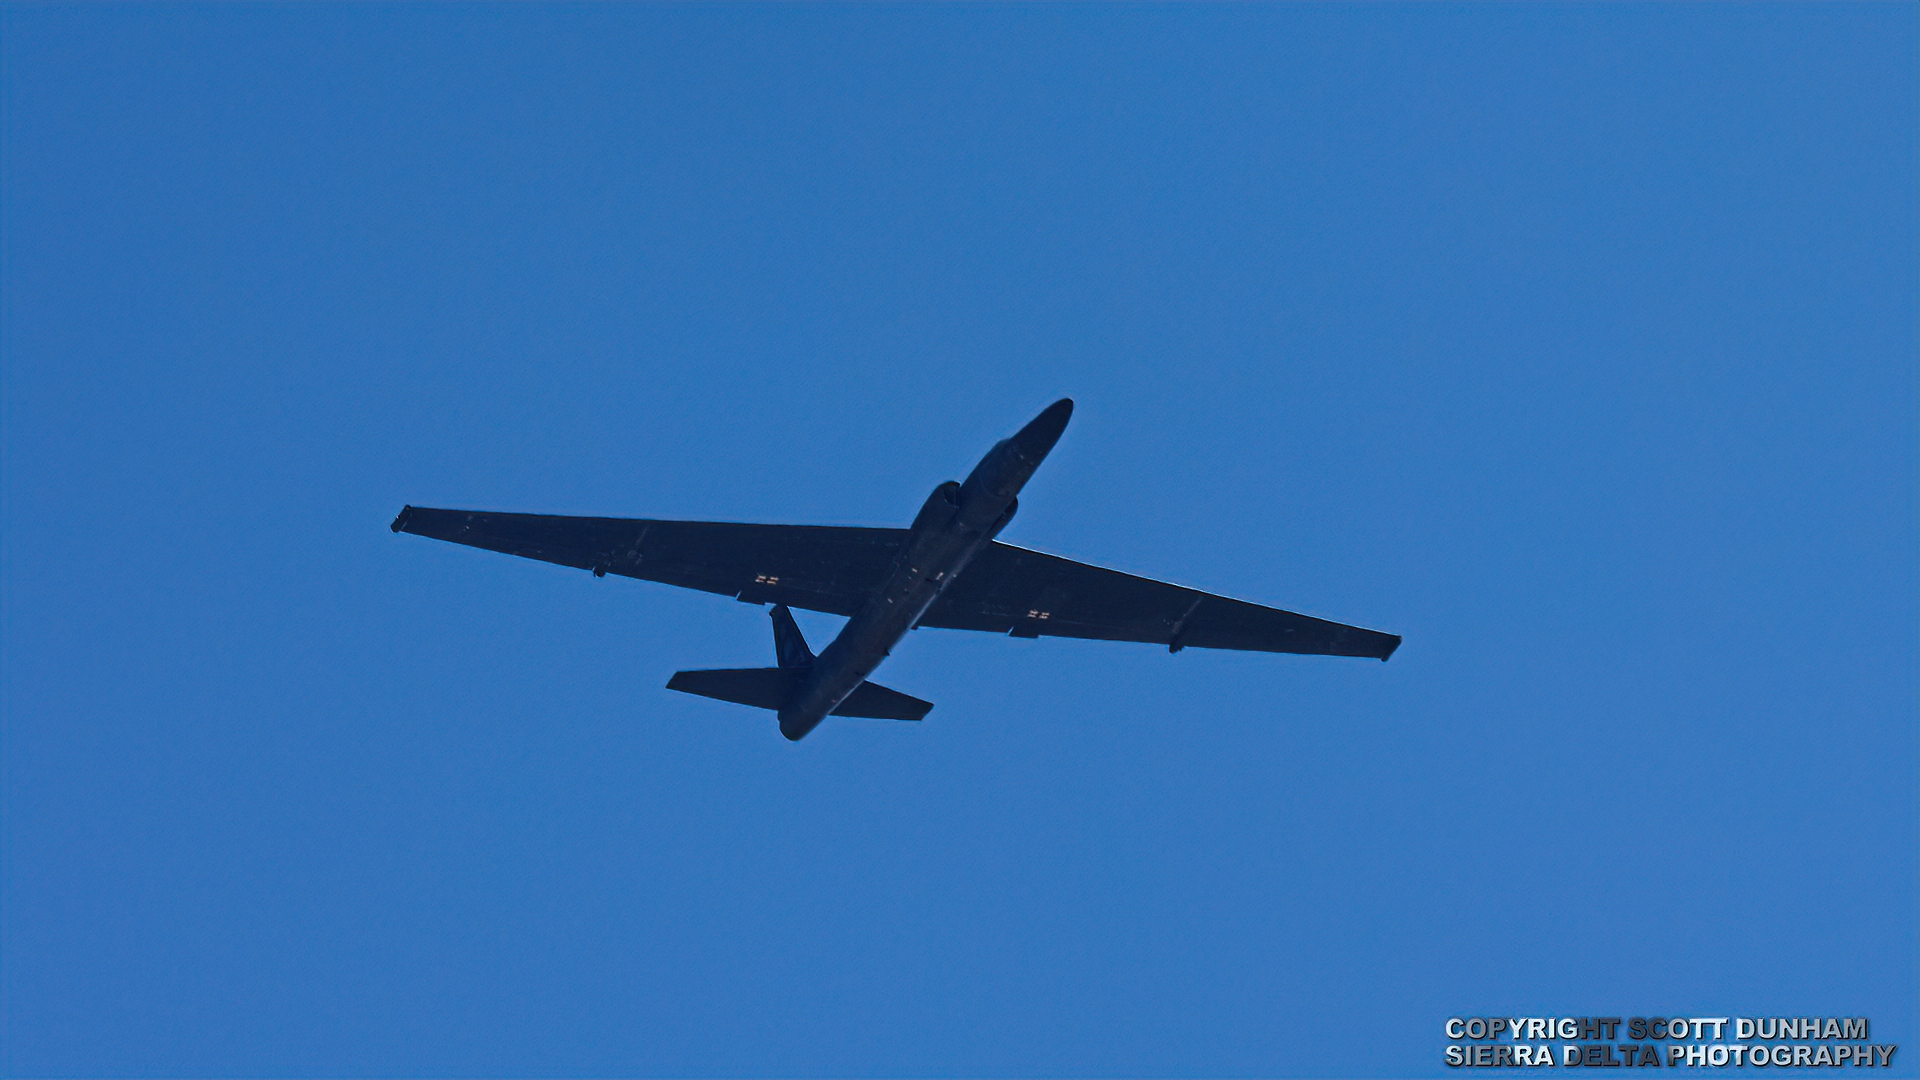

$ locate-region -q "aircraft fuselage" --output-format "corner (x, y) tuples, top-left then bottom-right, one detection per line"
(777, 399), (1073, 739)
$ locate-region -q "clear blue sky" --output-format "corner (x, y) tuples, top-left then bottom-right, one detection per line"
(3, 4), (1913, 1076)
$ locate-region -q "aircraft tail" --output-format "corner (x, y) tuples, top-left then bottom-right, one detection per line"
(664, 605), (933, 721)
(666, 666), (804, 709)
(771, 603), (814, 668)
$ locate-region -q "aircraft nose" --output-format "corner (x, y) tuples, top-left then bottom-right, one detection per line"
(1012, 398), (1074, 462)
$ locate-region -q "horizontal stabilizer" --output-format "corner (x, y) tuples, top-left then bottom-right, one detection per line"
(666, 667), (931, 721)
(666, 667), (802, 711)
(831, 681), (933, 721)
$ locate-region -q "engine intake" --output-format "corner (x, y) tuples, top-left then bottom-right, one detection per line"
(911, 480), (962, 534)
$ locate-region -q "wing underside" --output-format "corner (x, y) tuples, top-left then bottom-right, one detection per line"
(391, 507), (1398, 659)
(391, 506), (905, 616)
(921, 542), (1400, 659)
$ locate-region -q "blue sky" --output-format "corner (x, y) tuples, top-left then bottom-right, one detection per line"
(2, 4), (1913, 1076)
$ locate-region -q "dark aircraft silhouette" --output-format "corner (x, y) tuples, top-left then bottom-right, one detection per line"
(391, 399), (1400, 740)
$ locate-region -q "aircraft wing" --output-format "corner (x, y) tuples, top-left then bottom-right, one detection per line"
(391, 506), (907, 617)
(392, 507), (1398, 659)
(919, 541), (1401, 659)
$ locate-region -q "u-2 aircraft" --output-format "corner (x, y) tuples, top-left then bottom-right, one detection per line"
(392, 399), (1400, 740)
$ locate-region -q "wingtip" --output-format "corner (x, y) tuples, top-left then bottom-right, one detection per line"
(390, 505), (414, 533)
(1380, 634), (1403, 661)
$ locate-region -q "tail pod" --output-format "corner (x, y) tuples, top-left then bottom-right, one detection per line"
(665, 605), (933, 722)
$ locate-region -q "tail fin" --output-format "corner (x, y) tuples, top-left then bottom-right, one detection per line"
(662, 609), (811, 711)
(770, 604), (814, 668)
(665, 605), (932, 722)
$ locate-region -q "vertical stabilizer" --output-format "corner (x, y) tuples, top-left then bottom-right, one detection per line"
(770, 604), (814, 669)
